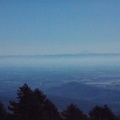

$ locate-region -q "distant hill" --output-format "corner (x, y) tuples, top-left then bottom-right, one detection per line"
(47, 95), (120, 115)
(45, 82), (120, 103)
(45, 82), (120, 114)
(47, 95), (96, 113)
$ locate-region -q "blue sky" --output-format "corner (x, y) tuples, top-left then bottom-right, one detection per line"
(0, 0), (120, 55)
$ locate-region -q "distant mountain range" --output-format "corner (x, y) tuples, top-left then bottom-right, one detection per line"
(1, 53), (120, 58)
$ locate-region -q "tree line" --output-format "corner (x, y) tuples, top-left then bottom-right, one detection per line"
(0, 84), (120, 120)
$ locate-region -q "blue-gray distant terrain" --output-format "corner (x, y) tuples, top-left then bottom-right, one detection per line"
(0, 54), (120, 114)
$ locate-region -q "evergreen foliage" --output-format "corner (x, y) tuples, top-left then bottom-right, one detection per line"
(89, 105), (117, 120)
(0, 84), (119, 120)
(0, 101), (7, 120)
(61, 104), (88, 120)
(8, 84), (61, 120)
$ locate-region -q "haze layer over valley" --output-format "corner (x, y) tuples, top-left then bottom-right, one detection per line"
(0, 54), (120, 113)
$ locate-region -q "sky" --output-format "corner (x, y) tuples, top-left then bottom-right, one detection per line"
(0, 0), (120, 55)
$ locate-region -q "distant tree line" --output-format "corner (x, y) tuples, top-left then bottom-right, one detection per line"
(0, 84), (120, 120)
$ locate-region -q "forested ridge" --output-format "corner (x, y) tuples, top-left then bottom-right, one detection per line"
(0, 84), (120, 120)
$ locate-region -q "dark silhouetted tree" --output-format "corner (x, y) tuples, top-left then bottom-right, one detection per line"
(0, 101), (8, 120)
(8, 84), (33, 120)
(44, 98), (62, 120)
(8, 84), (61, 120)
(116, 115), (120, 120)
(61, 104), (88, 120)
(89, 105), (117, 120)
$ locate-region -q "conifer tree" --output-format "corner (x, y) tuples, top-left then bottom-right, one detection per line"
(0, 101), (8, 120)
(61, 104), (88, 120)
(44, 99), (62, 120)
(8, 84), (61, 120)
(8, 84), (33, 120)
(89, 105), (117, 120)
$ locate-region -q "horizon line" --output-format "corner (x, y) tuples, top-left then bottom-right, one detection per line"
(0, 53), (120, 57)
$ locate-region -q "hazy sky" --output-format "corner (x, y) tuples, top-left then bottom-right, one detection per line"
(0, 0), (120, 55)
